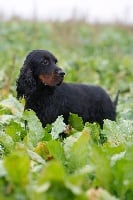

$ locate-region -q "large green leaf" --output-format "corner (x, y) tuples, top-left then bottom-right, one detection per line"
(38, 161), (66, 184)
(68, 113), (84, 131)
(0, 95), (23, 117)
(47, 140), (65, 163)
(5, 121), (26, 142)
(89, 145), (112, 190)
(112, 144), (133, 199)
(64, 131), (90, 172)
(4, 149), (30, 187)
(0, 132), (14, 155)
(51, 115), (66, 139)
(102, 119), (133, 146)
(23, 110), (45, 147)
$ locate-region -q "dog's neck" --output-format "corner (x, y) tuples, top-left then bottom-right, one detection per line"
(25, 83), (56, 109)
(42, 85), (56, 95)
(24, 82), (57, 105)
(33, 82), (56, 96)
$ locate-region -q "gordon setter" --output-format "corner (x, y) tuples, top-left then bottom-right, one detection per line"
(16, 50), (119, 128)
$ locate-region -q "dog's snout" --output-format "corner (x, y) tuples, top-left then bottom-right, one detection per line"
(57, 70), (65, 77)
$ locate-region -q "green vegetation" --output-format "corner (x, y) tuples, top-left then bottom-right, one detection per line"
(0, 20), (133, 200)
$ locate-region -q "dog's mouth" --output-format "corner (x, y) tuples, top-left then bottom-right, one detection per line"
(38, 71), (65, 87)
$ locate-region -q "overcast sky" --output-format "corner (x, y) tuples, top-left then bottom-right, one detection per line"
(0, 0), (133, 24)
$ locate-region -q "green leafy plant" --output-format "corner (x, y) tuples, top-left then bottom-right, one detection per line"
(0, 20), (133, 199)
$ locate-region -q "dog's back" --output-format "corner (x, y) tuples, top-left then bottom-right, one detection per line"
(54, 83), (116, 127)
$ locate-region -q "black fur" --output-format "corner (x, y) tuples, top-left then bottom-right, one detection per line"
(16, 50), (119, 128)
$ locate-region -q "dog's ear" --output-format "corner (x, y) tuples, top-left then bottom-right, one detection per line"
(16, 64), (36, 99)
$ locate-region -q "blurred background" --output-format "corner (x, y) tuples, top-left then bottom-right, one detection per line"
(0, 0), (133, 24)
(0, 0), (133, 119)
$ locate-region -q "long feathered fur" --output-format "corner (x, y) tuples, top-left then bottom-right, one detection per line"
(16, 50), (119, 128)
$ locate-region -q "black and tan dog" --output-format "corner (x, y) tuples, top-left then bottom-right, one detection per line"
(16, 50), (119, 128)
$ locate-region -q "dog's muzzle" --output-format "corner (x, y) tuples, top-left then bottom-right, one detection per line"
(38, 69), (65, 87)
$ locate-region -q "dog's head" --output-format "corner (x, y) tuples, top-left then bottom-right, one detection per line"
(16, 50), (65, 99)
(26, 50), (65, 86)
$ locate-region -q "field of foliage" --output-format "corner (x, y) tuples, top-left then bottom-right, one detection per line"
(0, 20), (133, 200)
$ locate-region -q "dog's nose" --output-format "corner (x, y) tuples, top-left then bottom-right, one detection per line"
(58, 71), (65, 77)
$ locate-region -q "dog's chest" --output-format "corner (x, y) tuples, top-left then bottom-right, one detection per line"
(30, 93), (65, 125)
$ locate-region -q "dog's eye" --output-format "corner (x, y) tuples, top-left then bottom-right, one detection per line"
(42, 59), (49, 65)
